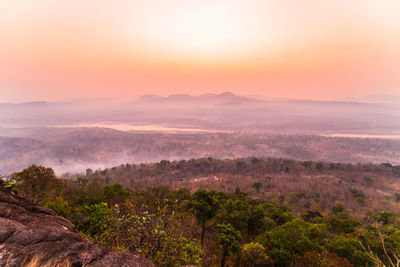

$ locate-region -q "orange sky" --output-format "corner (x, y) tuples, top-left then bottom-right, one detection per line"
(0, 0), (399, 102)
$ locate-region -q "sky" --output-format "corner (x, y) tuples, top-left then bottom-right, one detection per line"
(0, 0), (399, 102)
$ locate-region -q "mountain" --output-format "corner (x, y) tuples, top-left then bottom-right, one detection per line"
(1, 92), (399, 134)
(136, 94), (163, 102)
(340, 94), (400, 104)
(134, 91), (258, 106)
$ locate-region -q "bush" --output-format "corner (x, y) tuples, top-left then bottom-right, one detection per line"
(241, 242), (272, 266)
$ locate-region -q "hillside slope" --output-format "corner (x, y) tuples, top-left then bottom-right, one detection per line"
(0, 185), (154, 267)
(87, 158), (400, 217)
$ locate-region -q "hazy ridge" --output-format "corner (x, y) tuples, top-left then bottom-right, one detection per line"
(1, 92), (399, 175)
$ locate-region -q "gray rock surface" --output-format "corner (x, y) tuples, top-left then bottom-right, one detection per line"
(0, 186), (155, 267)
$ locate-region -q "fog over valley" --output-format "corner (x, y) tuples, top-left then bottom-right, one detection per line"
(1, 92), (399, 175)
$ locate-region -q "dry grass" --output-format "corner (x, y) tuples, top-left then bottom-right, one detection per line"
(23, 254), (73, 267)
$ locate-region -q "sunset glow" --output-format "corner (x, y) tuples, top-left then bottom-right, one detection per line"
(0, 0), (399, 101)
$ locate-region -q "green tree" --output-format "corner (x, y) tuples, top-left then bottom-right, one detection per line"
(84, 202), (113, 237)
(260, 219), (325, 266)
(241, 242), (271, 266)
(11, 165), (63, 203)
(217, 223), (241, 267)
(325, 207), (361, 234)
(218, 199), (267, 240)
(247, 203), (269, 238)
(331, 236), (367, 266)
(99, 200), (203, 266)
(186, 190), (224, 245)
(369, 211), (397, 225)
(218, 199), (250, 233)
(153, 237), (203, 266)
(261, 203), (293, 226)
(104, 183), (132, 204)
(358, 221), (400, 267)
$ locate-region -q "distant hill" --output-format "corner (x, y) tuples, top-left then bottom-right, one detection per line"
(1, 92), (399, 134)
(340, 94), (400, 104)
(134, 92), (258, 106)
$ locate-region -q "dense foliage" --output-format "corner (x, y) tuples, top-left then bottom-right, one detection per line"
(4, 164), (400, 266)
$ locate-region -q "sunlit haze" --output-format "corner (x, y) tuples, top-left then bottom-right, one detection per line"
(0, 0), (399, 102)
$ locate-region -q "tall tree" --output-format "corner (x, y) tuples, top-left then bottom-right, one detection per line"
(186, 190), (224, 245)
(11, 165), (62, 203)
(217, 223), (241, 267)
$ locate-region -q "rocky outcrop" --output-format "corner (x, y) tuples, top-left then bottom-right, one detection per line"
(0, 186), (154, 267)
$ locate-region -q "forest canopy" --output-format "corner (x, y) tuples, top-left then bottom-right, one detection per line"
(3, 162), (400, 266)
